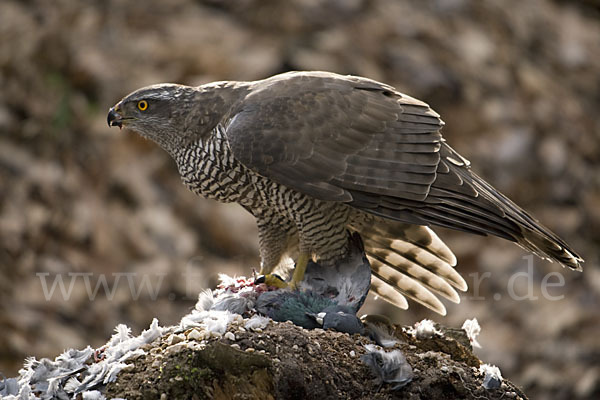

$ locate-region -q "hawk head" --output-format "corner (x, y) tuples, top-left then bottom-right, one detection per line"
(107, 83), (213, 153)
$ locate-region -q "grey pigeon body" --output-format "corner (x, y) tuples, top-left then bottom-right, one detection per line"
(108, 71), (583, 315)
(256, 234), (370, 333)
(300, 232), (371, 312)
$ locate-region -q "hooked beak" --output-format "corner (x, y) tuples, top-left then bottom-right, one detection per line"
(107, 106), (123, 128)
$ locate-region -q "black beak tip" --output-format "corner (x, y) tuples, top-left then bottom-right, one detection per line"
(107, 108), (122, 128)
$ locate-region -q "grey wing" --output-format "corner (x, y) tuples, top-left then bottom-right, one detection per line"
(224, 72), (583, 271)
(224, 73), (443, 205)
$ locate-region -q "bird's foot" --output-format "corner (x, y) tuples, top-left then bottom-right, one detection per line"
(254, 273), (288, 289)
(255, 252), (311, 291)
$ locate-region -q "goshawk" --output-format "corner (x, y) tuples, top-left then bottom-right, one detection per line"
(108, 71), (582, 315)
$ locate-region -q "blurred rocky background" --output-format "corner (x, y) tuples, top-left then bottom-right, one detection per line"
(0, 0), (599, 399)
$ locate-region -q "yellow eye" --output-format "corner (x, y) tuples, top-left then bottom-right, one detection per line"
(137, 100), (148, 111)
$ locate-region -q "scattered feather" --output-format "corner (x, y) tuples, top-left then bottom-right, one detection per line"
(108, 324), (132, 346)
(104, 362), (129, 384)
(6, 318), (165, 399)
(462, 318), (482, 348)
(212, 294), (254, 314)
(361, 315), (397, 348)
(217, 273), (240, 288)
(413, 319), (441, 339)
(195, 289), (215, 311)
(82, 390), (106, 399)
(181, 309), (239, 334)
(361, 344), (413, 390)
(245, 315), (270, 331)
(63, 377), (81, 393)
(203, 311), (236, 334)
(0, 376), (20, 397)
(480, 363), (503, 389)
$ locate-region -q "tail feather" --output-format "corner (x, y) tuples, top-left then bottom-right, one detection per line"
(370, 275), (409, 310)
(370, 259), (446, 315)
(366, 240), (460, 303)
(358, 223), (466, 290)
(356, 222), (465, 315)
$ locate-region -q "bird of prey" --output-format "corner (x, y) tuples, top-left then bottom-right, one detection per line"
(108, 71), (583, 315)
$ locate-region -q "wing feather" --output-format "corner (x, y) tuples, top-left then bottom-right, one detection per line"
(223, 70), (582, 294)
(225, 71), (443, 203)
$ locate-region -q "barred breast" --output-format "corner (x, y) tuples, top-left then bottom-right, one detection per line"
(174, 126), (352, 265)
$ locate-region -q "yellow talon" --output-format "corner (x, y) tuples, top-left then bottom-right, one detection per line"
(257, 274), (288, 289)
(256, 253), (310, 290)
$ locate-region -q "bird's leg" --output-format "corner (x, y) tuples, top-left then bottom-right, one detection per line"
(290, 252), (310, 289)
(255, 216), (293, 288)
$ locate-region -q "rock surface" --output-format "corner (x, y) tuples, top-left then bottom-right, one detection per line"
(105, 319), (527, 400)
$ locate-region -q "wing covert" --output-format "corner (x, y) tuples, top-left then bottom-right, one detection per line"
(224, 72), (444, 204)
